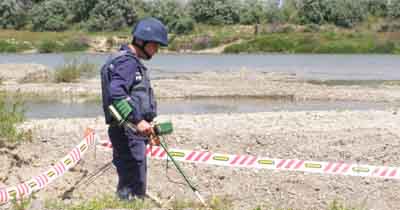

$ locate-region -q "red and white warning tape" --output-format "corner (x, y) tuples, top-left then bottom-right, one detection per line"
(2, 129), (399, 205)
(0, 129), (96, 205)
(99, 139), (400, 180)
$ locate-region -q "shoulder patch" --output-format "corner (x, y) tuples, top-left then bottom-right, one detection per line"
(135, 71), (143, 81)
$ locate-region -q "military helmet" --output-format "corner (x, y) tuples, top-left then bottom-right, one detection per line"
(132, 17), (168, 47)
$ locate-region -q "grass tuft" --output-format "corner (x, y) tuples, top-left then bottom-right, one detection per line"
(0, 92), (29, 145)
(54, 57), (97, 83)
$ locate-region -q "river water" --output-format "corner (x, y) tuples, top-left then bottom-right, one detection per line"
(1, 53), (400, 80)
(24, 98), (394, 119)
(1, 53), (399, 118)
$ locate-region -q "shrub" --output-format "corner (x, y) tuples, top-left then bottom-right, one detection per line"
(0, 92), (26, 144)
(0, 0), (27, 29)
(146, 0), (184, 29)
(169, 17), (195, 34)
(61, 37), (90, 52)
(332, 0), (367, 28)
(67, 0), (98, 23)
(54, 58), (97, 83)
(188, 0), (240, 25)
(54, 65), (80, 83)
(297, 0), (367, 28)
(265, 2), (286, 24)
(239, 0), (267, 24)
(388, 0), (400, 18)
(86, 0), (137, 31)
(37, 40), (61, 53)
(0, 39), (32, 53)
(366, 0), (388, 17)
(30, 0), (69, 31)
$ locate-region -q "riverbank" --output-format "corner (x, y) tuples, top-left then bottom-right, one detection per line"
(1, 62), (400, 209)
(1, 24), (400, 54)
(1, 65), (400, 103)
(0, 109), (399, 210)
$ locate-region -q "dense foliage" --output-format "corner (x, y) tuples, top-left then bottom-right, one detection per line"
(0, 0), (399, 32)
(30, 0), (69, 31)
(0, 0), (28, 29)
(86, 0), (137, 31)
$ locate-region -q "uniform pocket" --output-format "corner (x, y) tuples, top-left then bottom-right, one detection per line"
(124, 126), (148, 162)
(127, 139), (146, 162)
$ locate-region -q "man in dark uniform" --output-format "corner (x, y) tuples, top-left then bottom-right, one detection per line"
(100, 17), (168, 200)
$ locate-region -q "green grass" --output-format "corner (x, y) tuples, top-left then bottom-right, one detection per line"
(45, 195), (153, 210)
(54, 57), (98, 83)
(0, 39), (32, 53)
(2, 24), (400, 54)
(38, 38), (90, 53)
(38, 40), (61, 53)
(224, 32), (400, 54)
(43, 194), (233, 210)
(0, 92), (30, 146)
(0, 29), (92, 53)
(41, 195), (361, 210)
(168, 24), (253, 51)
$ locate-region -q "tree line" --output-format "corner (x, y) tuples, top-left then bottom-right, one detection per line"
(1, 0), (400, 34)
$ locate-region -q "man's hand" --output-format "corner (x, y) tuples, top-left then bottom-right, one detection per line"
(149, 134), (161, 146)
(136, 120), (153, 136)
(136, 120), (160, 145)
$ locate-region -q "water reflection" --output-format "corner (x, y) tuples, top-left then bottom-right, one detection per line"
(24, 98), (392, 119)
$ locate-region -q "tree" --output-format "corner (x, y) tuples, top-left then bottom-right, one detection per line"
(30, 0), (69, 31)
(0, 0), (27, 29)
(86, 0), (137, 31)
(365, 0), (388, 17)
(239, 0), (267, 24)
(146, 0), (184, 26)
(170, 16), (195, 34)
(68, 0), (98, 23)
(188, 0), (240, 25)
(297, 0), (367, 28)
(388, 0), (400, 18)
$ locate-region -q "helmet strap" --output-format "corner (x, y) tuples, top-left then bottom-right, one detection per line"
(132, 38), (152, 60)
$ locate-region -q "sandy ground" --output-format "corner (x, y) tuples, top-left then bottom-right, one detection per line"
(1, 64), (400, 103)
(1, 64), (400, 210)
(1, 110), (400, 210)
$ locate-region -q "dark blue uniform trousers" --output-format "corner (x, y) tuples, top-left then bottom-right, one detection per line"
(108, 125), (148, 198)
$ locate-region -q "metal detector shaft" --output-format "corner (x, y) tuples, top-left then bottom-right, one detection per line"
(126, 122), (206, 206)
(108, 105), (207, 206)
(158, 138), (207, 206)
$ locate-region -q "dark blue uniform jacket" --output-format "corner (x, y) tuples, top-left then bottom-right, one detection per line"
(101, 45), (157, 124)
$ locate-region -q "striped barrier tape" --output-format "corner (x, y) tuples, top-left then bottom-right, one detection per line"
(0, 128), (96, 205)
(99, 139), (400, 180)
